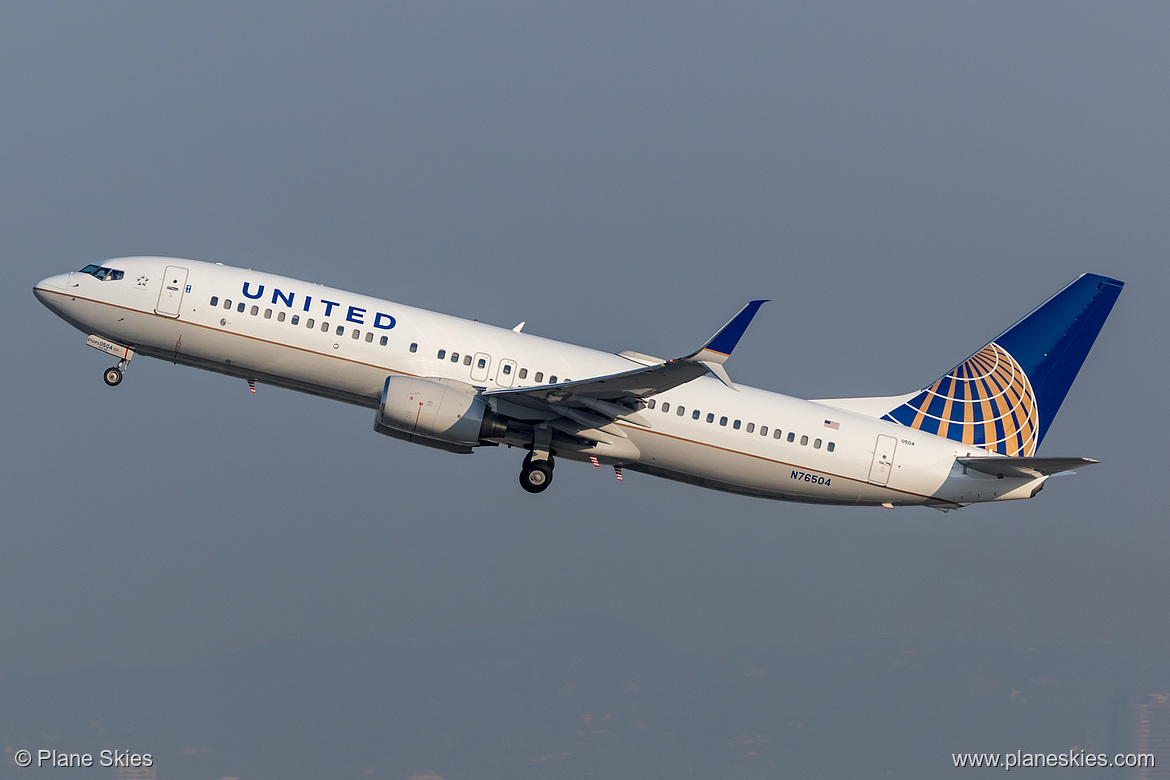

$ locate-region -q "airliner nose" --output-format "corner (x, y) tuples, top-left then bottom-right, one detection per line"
(33, 273), (68, 305)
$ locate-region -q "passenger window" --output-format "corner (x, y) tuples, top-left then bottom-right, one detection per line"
(647, 399), (656, 409)
(380, 336), (389, 346)
(351, 329), (360, 340)
(692, 409), (700, 420)
(661, 402), (670, 413)
(291, 315), (300, 325)
(480, 359), (488, 370)
(409, 343), (417, 353)
(677, 406), (685, 416)
(774, 429), (782, 439)
(814, 438), (822, 449)
(800, 435), (808, 446)
(535, 372), (544, 383)
(237, 302), (245, 313)
(706, 413), (714, 423)
(719, 416), (728, 426)
(733, 420), (741, 430)
(827, 442), (835, 452)
(451, 352), (460, 362)
(321, 322), (330, 332)
(746, 422), (754, 433)
(264, 309), (272, 319)
(503, 364), (512, 374)
(464, 355), (472, 366)
(278, 312), (286, 323)
(519, 368), (528, 379)
(336, 325), (345, 336)
(210, 296), (219, 306)
(224, 299), (232, 309)
(787, 432), (795, 442)
(437, 349), (446, 360)
(760, 426), (768, 436)
(365, 332), (373, 342)
(250, 306), (259, 316)
(549, 375), (557, 383)
(306, 318), (314, 328)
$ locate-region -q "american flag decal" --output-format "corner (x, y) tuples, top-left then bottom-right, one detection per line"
(824, 420), (839, 430)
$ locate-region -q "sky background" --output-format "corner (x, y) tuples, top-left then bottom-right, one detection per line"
(2, 0), (1168, 681)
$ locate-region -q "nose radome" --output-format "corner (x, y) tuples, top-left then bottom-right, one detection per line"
(35, 273), (67, 292)
(33, 273), (69, 303)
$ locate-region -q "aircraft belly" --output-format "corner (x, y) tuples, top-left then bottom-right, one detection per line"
(626, 426), (872, 505)
(82, 301), (387, 407)
(177, 324), (388, 405)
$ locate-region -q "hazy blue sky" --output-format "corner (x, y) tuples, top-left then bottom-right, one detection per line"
(2, 1), (1168, 673)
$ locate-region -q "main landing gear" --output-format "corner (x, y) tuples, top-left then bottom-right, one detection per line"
(519, 450), (555, 494)
(519, 425), (555, 494)
(103, 358), (130, 387)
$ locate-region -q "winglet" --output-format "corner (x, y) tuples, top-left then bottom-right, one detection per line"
(687, 300), (768, 366)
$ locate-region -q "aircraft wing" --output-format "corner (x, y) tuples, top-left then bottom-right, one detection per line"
(956, 456), (1098, 479)
(482, 300), (767, 427)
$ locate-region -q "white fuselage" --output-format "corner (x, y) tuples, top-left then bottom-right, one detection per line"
(34, 257), (1044, 508)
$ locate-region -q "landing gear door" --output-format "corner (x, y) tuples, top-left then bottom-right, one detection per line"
(155, 265), (189, 318)
(868, 434), (898, 486)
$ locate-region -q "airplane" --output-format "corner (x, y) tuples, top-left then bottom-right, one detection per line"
(33, 258), (1122, 509)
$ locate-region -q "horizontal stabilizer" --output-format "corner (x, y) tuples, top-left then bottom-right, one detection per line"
(956, 456), (1098, 479)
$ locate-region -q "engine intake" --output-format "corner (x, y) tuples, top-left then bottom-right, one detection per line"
(375, 377), (505, 451)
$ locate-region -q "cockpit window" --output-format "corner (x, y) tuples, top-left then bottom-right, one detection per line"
(78, 264), (124, 281)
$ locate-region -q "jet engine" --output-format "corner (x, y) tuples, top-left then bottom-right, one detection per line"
(374, 377), (507, 453)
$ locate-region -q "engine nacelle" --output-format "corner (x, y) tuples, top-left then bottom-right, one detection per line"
(375, 377), (505, 451)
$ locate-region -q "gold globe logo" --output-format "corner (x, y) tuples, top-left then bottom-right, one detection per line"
(898, 343), (1038, 456)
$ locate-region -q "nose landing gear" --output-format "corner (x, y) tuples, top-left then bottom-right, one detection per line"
(86, 336), (135, 388)
(103, 357), (130, 387)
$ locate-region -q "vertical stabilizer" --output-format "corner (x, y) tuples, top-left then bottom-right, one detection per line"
(881, 273), (1123, 455)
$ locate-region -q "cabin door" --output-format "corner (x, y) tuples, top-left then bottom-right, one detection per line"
(155, 265), (189, 318)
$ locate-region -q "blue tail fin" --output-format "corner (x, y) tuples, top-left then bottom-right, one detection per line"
(882, 273), (1123, 455)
